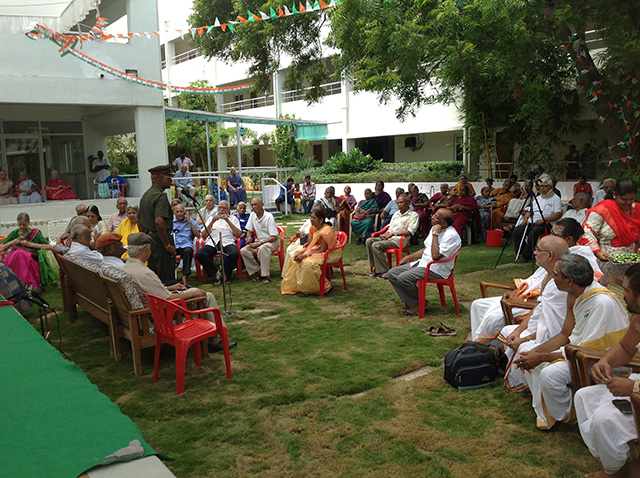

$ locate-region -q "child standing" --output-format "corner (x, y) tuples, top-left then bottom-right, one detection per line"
(293, 184), (302, 213)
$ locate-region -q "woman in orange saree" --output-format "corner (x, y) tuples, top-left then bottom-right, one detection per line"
(281, 207), (339, 295)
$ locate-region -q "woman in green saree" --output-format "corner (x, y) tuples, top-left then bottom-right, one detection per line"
(350, 189), (381, 244)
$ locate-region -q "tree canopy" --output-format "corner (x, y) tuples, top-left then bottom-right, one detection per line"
(190, 0), (640, 176)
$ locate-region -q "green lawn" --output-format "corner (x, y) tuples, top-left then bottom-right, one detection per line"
(25, 222), (597, 478)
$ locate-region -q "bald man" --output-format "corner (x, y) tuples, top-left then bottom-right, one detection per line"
(388, 208), (461, 316)
(240, 197), (279, 284)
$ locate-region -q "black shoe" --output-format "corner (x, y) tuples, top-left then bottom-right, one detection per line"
(208, 341), (238, 353)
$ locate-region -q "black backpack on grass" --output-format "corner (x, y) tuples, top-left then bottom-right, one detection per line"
(443, 342), (506, 390)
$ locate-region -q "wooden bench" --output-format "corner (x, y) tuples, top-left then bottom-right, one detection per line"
(55, 254), (206, 376)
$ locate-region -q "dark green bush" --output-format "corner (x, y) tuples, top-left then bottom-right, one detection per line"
(322, 148), (381, 174)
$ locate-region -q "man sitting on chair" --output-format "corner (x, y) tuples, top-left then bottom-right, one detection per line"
(122, 233), (236, 353)
(195, 200), (242, 285)
(517, 254), (628, 430)
(388, 209), (460, 316)
(574, 264), (640, 478)
(240, 197), (279, 285)
(97, 233), (125, 269)
(102, 168), (127, 198)
(366, 194), (419, 279)
(174, 164), (196, 206)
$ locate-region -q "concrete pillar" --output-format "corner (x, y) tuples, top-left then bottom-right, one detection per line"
(274, 69), (285, 118)
(341, 75), (353, 153)
(163, 35), (176, 107)
(134, 106), (168, 192)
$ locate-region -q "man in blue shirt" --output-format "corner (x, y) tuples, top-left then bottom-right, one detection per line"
(174, 164), (196, 206)
(102, 167), (128, 198)
(173, 203), (201, 285)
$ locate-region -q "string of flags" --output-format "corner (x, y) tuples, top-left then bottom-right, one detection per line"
(25, 0), (340, 95)
(27, 0), (339, 46)
(27, 23), (254, 94)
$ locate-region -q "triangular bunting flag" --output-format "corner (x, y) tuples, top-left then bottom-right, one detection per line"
(284, 6), (292, 15)
(179, 30), (184, 39)
(238, 16), (248, 23)
(306, 1), (314, 11)
(247, 10), (256, 22)
(314, 0), (320, 10)
(319, 0), (329, 8)
(260, 11), (269, 20)
(197, 27), (205, 37)
(152, 31), (159, 36)
(228, 23), (234, 33)
(128, 33), (134, 39)
(207, 25), (214, 33)
(221, 23), (227, 31)
(214, 18), (221, 27)
(270, 7), (278, 18)
(292, 4), (299, 14)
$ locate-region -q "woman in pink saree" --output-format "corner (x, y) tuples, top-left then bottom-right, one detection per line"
(1, 212), (55, 290)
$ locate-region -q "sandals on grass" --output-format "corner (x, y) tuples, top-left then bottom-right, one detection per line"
(422, 323), (457, 336)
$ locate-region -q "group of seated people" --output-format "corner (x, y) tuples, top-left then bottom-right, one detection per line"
(0, 168), (129, 204)
(468, 210), (640, 477)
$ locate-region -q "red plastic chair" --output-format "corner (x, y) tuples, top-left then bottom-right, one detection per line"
(410, 249), (461, 319)
(370, 225), (410, 270)
(144, 294), (232, 395)
(242, 226), (285, 279)
(194, 237), (244, 282)
(319, 231), (348, 297)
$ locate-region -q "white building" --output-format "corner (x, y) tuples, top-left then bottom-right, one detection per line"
(158, 1), (466, 171)
(0, 0), (167, 234)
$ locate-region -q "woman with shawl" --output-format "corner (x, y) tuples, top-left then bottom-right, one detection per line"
(449, 185), (480, 239)
(583, 178), (640, 280)
(350, 189), (381, 244)
(45, 170), (77, 201)
(281, 207), (339, 295)
(1, 212), (55, 290)
(338, 185), (357, 233)
(226, 167), (247, 206)
(16, 171), (42, 204)
(0, 170), (17, 204)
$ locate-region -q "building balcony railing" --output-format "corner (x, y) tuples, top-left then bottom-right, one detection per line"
(162, 48), (202, 69)
(222, 95), (275, 113)
(282, 81), (341, 103)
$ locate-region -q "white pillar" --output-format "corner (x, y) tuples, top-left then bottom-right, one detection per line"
(341, 75), (353, 153)
(134, 106), (168, 192)
(163, 34), (176, 107)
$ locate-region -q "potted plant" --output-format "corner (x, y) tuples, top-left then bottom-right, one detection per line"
(259, 133), (271, 145)
(219, 130), (230, 146)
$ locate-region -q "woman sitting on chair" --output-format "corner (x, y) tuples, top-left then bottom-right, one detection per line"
(116, 205), (143, 258)
(234, 201), (251, 248)
(350, 189), (381, 245)
(338, 186), (357, 233)
(16, 171), (43, 204)
(0, 212), (55, 290)
(45, 170), (77, 201)
(281, 207), (338, 295)
(448, 185), (480, 239)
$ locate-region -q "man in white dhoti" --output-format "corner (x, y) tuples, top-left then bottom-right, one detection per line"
(500, 236), (569, 392)
(524, 254), (628, 429)
(574, 263), (640, 478)
(470, 217), (600, 345)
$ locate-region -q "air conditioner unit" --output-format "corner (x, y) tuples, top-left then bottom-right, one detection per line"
(404, 136), (417, 148)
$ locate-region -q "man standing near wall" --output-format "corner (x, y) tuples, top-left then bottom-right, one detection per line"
(139, 165), (176, 282)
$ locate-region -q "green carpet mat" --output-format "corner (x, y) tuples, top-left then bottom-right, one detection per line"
(0, 305), (157, 478)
